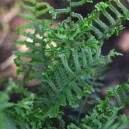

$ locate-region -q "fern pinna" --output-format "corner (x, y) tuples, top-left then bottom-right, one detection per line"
(14, 0), (129, 128)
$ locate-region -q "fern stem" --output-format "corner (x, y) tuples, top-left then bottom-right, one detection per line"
(69, 0), (72, 27)
(77, 95), (88, 123)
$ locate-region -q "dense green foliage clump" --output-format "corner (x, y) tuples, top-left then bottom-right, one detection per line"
(1, 0), (129, 128)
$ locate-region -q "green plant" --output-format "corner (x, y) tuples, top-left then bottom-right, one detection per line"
(0, 78), (36, 129)
(2, 0), (129, 128)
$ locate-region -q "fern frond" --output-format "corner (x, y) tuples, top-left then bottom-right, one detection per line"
(82, 0), (129, 40)
(40, 46), (107, 118)
(14, 23), (50, 80)
(0, 78), (41, 129)
(68, 84), (129, 129)
(14, 0), (129, 124)
(14, 0), (53, 82)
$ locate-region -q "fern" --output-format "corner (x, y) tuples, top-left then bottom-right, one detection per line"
(39, 0), (129, 119)
(14, 0), (53, 82)
(13, 0), (129, 128)
(0, 78), (38, 129)
(68, 83), (129, 129)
